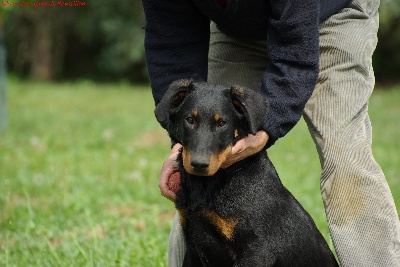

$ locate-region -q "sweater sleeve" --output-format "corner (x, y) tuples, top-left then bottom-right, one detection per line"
(142, 0), (210, 115)
(260, 0), (320, 148)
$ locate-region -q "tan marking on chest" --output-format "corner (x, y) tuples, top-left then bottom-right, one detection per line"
(202, 209), (237, 241)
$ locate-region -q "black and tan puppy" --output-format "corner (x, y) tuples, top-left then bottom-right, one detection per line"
(155, 80), (338, 267)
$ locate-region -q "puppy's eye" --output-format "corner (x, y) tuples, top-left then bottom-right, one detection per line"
(217, 120), (226, 127)
(186, 117), (194, 125)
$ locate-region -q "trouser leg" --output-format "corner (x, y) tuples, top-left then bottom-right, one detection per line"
(208, 22), (268, 90)
(168, 212), (185, 267)
(303, 0), (400, 265)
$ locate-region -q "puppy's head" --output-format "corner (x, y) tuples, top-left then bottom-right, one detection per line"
(155, 80), (268, 176)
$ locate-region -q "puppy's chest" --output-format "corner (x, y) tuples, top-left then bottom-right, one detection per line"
(176, 173), (243, 242)
(181, 206), (239, 241)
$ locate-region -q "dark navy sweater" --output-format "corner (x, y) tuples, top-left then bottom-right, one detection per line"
(142, 0), (351, 148)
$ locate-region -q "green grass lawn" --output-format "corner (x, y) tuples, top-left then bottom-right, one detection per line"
(0, 80), (399, 266)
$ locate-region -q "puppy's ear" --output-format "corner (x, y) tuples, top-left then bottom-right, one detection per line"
(155, 79), (194, 127)
(230, 86), (268, 135)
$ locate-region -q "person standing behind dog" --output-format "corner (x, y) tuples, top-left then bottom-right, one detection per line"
(142, 0), (400, 266)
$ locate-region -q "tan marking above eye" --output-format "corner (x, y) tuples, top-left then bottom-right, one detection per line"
(214, 113), (220, 121)
(179, 79), (192, 88)
(230, 86), (245, 96)
(193, 109), (198, 117)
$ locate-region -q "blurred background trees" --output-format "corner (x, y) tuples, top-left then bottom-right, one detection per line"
(4, 0), (146, 83)
(374, 0), (400, 85)
(2, 0), (400, 85)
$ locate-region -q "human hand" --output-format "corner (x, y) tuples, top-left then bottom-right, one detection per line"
(220, 131), (269, 169)
(159, 143), (182, 202)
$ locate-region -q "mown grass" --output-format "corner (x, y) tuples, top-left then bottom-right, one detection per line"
(0, 80), (399, 266)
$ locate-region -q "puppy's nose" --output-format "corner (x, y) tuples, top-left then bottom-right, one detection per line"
(190, 157), (210, 170)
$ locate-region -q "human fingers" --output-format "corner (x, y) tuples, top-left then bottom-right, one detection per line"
(221, 131), (268, 168)
(158, 144), (182, 202)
